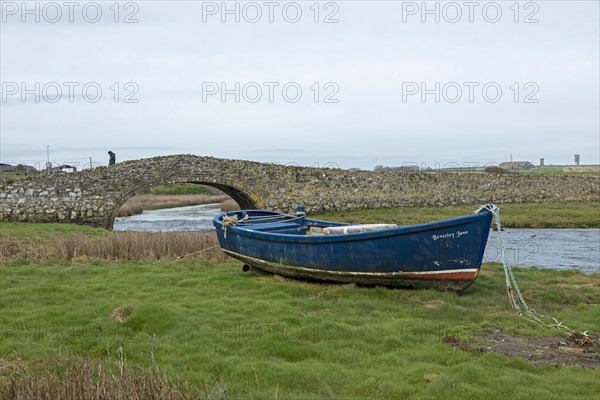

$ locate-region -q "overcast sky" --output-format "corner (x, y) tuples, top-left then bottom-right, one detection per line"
(1, 0), (598, 170)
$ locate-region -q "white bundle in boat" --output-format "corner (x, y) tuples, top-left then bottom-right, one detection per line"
(322, 224), (398, 235)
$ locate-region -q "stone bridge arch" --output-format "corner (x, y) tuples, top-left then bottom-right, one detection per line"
(0, 155), (277, 229)
(107, 174), (265, 229)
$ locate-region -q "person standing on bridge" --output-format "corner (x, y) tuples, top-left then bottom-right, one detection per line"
(108, 151), (116, 166)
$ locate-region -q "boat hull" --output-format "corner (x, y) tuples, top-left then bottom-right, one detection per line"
(213, 209), (493, 291)
(224, 249), (480, 291)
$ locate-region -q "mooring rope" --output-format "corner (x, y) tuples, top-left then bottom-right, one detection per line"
(475, 204), (569, 330)
(175, 244), (221, 260)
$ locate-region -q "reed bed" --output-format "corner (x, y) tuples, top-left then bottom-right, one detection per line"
(0, 232), (229, 263)
(118, 194), (230, 217)
(0, 355), (211, 400)
(219, 199), (240, 212)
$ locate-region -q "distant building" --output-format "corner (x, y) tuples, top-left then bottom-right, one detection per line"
(499, 161), (535, 171)
(48, 165), (77, 173)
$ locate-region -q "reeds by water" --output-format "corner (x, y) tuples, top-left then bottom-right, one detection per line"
(0, 232), (229, 263)
(219, 199), (240, 212)
(118, 195), (230, 217)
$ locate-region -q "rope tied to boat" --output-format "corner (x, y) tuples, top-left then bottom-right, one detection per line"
(221, 213), (248, 238)
(475, 204), (569, 330)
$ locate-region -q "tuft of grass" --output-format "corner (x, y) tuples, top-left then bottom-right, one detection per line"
(0, 351), (203, 400)
(111, 305), (135, 323)
(312, 202), (600, 228)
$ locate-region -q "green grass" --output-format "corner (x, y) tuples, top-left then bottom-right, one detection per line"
(518, 165), (599, 175)
(0, 221), (105, 238)
(312, 202), (600, 228)
(517, 166), (566, 175)
(142, 183), (212, 195)
(1, 259), (598, 399)
(0, 171), (38, 182)
(434, 165), (598, 175)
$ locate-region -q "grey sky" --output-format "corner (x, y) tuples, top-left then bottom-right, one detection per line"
(1, 0), (598, 170)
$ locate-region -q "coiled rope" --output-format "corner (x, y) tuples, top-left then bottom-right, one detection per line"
(221, 213), (248, 238)
(475, 204), (568, 330)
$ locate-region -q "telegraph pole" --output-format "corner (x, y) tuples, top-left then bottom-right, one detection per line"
(46, 145), (50, 174)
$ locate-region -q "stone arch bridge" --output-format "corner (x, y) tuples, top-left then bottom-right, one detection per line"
(0, 155), (598, 229)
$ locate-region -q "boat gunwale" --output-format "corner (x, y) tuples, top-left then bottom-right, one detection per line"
(213, 210), (493, 244)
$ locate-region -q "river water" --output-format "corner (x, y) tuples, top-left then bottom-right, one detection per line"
(113, 204), (600, 274)
(113, 203), (222, 233)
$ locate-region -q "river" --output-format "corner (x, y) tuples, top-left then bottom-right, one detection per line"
(113, 203), (221, 233)
(113, 204), (600, 274)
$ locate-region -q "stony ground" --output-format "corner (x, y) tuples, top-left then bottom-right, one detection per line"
(444, 330), (600, 369)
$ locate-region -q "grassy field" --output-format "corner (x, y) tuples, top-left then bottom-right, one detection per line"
(0, 221), (599, 398)
(1, 259), (598, 399)
(311, 202), (600, 229)
(0, 171), (39, 182)
(437, 165), (599, 175)
(0, 221), (105, 238)
(518, 165), (600, 175)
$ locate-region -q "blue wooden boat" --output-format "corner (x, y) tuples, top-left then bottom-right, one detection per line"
(213, 206), (494, 291)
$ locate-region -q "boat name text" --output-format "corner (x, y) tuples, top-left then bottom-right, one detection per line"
(431, 230), (468, 241)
